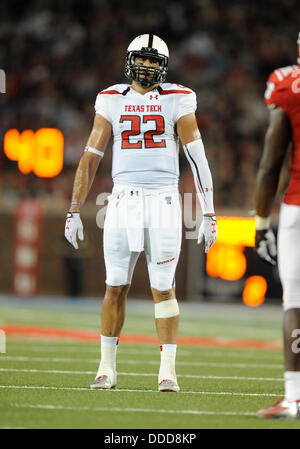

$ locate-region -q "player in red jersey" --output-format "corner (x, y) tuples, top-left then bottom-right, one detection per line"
(254, 33), (300, 419)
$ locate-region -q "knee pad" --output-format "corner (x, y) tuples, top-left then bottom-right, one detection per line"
(105, 252), (139, 287)
(282, 279), (300, 311)
(105, 266), (130, 287)
(154, 299), (179, 319)
(149, 265), (176, 291)
(151, 276), (174, 291)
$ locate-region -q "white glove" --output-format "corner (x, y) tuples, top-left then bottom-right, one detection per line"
(64, 212), (84, 249)
(255, 229), (277, 266)
(198, 215), (217, 253)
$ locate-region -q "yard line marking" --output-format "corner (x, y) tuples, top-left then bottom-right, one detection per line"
(0, 355), (283, 369)
(0, 368), (284, 381)
(0, 367), (96, 374)
(0, 384), (91, 391)
(2, 324), (282, 350)
(6, 403), (258, 416)
(199, 350), (283, 361)
(0, 355), (99, 363)
(6, 342), (284, 361)
(118, 360), (283, 369)
(0, 384), (281, 397)
(6, 339), (280, 350)
(6, 345), (191, 356)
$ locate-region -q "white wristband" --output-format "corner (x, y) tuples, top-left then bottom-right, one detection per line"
(255, 215), (271, 230)
(84, 146), (104, 157)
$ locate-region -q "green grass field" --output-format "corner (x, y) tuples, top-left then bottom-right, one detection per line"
(0, 296), (299, 430)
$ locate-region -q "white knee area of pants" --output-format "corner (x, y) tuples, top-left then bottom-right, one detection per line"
(105, 268), (129, 287)
(150, 271), (175, 291)
(282, 279), (300, 311)
(154, 299), (179, 319)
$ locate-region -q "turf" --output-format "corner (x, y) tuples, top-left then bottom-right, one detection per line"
(0, 297), (299, 429)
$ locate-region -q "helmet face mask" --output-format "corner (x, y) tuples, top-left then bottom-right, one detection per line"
(125, 35), (169, 88)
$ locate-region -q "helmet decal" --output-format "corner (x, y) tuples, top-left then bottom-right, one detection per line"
(148, 34), (153, 48)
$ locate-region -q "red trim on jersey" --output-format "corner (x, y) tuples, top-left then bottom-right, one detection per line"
(98, 90), (122, 95)
(160, 89), (192, 95)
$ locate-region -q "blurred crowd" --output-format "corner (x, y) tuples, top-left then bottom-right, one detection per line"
(0, 0), (299, 211)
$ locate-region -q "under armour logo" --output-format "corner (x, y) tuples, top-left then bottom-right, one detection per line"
(149, 94), (159, 100)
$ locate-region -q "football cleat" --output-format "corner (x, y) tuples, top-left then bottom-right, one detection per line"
(158, 379), (180, 392)
(257, 397), (300, 419)
(90, 375), (116, 390)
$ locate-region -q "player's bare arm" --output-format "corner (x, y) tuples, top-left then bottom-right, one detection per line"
(177, 112), (217, 252)
(254, 107), (291, 265)
(70, 114), (112, 213)
(255, 107), (291, 217)
(177, 112), (201, 144)
(65, 114), (112, 249)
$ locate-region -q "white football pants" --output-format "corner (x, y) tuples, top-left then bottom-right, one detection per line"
(278, 203), (300, 310)
(103, 184), (182, 291)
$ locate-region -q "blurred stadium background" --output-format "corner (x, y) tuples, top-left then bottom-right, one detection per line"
(1, 0), (299, 305)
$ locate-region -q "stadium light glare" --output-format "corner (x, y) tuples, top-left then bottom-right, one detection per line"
(215, 216), (255, 247)
(33, 128), (64, 178)
(4, 128), (20, 161)
(206, 244), (247, 281)
(3, 128), (64, 178)
(206, 217), (255, 281)
(242, 275), (267, 307)
(18, 130), (35, 174)
(206, 218), (268, 306)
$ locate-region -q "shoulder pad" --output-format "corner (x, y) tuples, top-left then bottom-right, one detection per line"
(98, 84), (130, 95)
(265, 66), (300, 108)
(268, 65), (298, 83)
(159, 83), (194, 95)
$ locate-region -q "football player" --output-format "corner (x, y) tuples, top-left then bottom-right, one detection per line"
(255, 33), (300, 418)
(65, 34), (217, 392)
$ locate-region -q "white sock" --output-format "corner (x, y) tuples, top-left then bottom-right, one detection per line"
(96, 335), (118, 378)
(158, 344), (177, 383)
(284, 371), (300, 402)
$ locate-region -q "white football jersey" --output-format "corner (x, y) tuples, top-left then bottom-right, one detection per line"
(95, 83), (197, 188)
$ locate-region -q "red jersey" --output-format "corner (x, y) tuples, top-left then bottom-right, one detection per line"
(264, 64), (300, 205)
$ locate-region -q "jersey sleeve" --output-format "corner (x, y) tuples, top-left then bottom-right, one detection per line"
(94, 92), (112, 123)
(264, 71), (285, 109)
(264, 68), (298, 110)
(174, 89), (197, 122)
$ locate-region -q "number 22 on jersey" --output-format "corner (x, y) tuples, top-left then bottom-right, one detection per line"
(120, 115), (166, 149)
